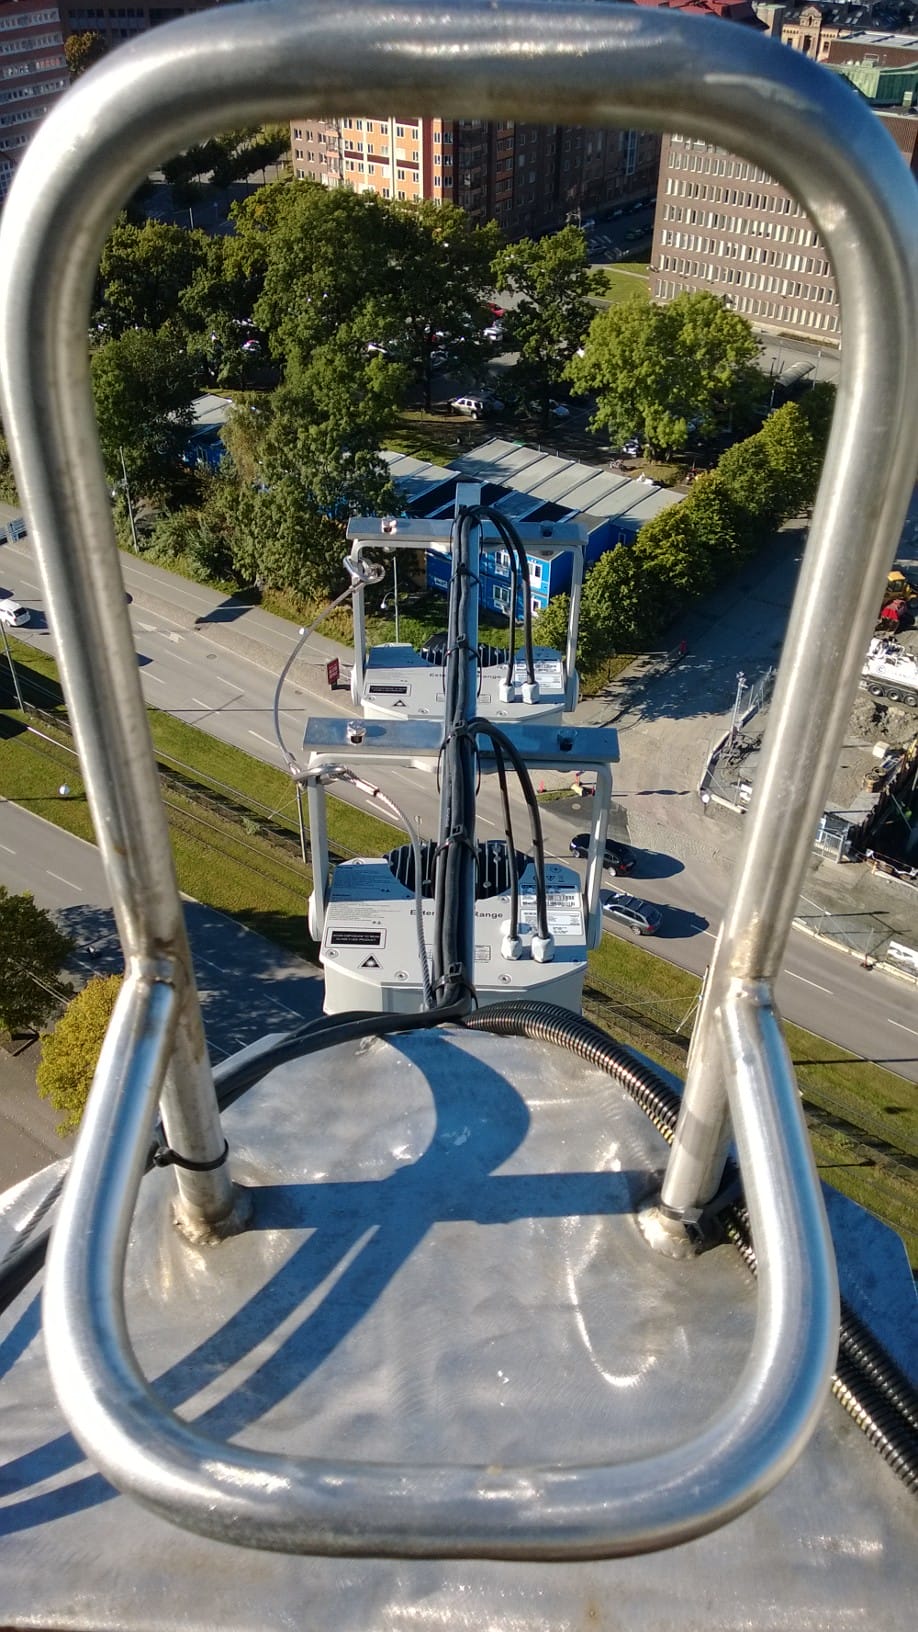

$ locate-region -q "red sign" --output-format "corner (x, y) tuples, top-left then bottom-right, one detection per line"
(326, 657), (340, 688)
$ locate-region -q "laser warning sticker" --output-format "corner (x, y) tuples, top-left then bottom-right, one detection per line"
(328, 929), (386, 947)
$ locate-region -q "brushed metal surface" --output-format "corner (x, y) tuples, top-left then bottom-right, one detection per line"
(0, 1029), (912, 1625)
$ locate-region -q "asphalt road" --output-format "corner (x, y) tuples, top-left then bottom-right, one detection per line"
(0, 801), (324, 1189)
(2, 519), (917, 1082)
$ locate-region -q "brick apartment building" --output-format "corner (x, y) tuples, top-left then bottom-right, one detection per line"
(291, 113), (659, 240)
(56, 3), (217, 47)
(0, 3), (69, 203)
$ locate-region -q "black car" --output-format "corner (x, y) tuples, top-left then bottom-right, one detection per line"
(569, 833), (636, 876)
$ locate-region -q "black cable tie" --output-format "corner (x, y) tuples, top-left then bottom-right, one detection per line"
(153, 1138), (230, 1173)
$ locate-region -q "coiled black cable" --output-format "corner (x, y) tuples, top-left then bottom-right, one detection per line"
(464, 999), (918, 1494)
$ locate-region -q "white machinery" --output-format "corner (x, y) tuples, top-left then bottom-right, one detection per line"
(304, 711), (621, 1014)
(862, 632), (918, 706)
(345, 500), (586, 724)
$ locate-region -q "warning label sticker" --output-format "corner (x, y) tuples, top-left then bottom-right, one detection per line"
(519, 892), (583, 937)
(328, 929), (386, 948)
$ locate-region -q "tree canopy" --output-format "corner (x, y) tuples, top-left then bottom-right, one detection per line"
(568, 289), (762, 457)
(0, 889), (73, 1037)
(494, 226), (600, 422)
(64, 31), (107, 79)
(37, 974), (123, 1135)
(91, 326), (199, 501)
(96, 218), (208, 338)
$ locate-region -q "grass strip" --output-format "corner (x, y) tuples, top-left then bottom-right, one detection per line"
(2, 637), (400, 859)
(586, 936), (918, 1268)
(0, 712), (315, 959)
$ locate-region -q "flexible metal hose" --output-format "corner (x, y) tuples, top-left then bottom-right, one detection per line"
(465, 1000), (918, 1493)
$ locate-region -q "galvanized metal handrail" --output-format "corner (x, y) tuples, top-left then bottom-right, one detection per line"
(1, 0), (915, 1559)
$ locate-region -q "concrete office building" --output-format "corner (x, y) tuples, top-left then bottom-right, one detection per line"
(650, 131), (840, 340)
(0, 3), (68, 204)
(290, 114), (659, 240)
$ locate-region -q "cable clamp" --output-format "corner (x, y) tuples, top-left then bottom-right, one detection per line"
(153, 1138), (230, 1173)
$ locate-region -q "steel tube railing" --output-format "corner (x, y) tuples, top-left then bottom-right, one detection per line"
(3, 0), (916, 1558)
(43, 940), (836, 1555)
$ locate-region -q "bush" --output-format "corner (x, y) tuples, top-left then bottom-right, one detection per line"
(37, 973), (123, 1135)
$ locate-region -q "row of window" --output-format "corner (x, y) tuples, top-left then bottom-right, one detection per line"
(668, 137), (769, 183)
(657, 254), (838, 305)
(655, 276), (841, 333)
(664, 176), (807, 222)
(1, 31), (64, 57)
(661, 230), (830, 278)
(0, 10), (60, 31)
(662, 201), (819, 247)
(0, 91), (64, 128)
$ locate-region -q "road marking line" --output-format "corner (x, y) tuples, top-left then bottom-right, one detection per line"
(248, 730), (276, 749)
(0, 841), (15, 854)
(47, 870), (81, 890)
(144, 672), (165, 685)
(888, 1019), (918, 1039)
(700, 928), (717, 938)
(166, 651), (194, 666)
(192, 697), (213, 710)
(785, 971), (831, 994)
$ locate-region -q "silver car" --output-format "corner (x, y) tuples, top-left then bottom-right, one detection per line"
(601, 890), (662, 936)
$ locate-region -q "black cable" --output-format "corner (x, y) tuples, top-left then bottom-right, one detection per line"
(464, 1000), (918, 1495)
(504, 539), (518, 689)
(480, 508), (536, 687)
(431, 508), (479, 1010)
(466, 716), (550, 943)
(491, 738), (520, 943)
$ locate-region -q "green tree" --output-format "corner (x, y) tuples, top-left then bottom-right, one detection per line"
(716, 437), (786, 533)
(179, 234), (265, 385)
(91, 326), (199, 503)
(634, 506), (718, 610)
(97, 217), (208, 337)
(532, 592), (574, 659)
(235, 183), (498, 404)
(568, 290), (762, 457)
(37, 974), (123, 1135)
(755, 399), (823, 517)
(579, 545), (661, 660)
(494, 226), (600, 424)
(680, 470), (746, 564)
(64, 30), (107, 79)
(0, 889), (73, 1037)
(0, 412), (18, 504)
(235, 342), (403, 598)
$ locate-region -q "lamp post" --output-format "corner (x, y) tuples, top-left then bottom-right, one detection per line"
(385, 546), (400, 643)
(119, 446), (138, 550)
(0, 617), (25, 712)
(730, 671), (746, 743)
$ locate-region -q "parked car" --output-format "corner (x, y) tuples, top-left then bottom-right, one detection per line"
(601, 890), (662, 936)
(549, 400), (571, 419)
(621, 436), (641, 457)
(450, 394), (504, 419)
(486, 302), (505, 318)
(569, 833), (636, 876)
(0, 598), (29, 627)
(484, 323), (503, 344)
